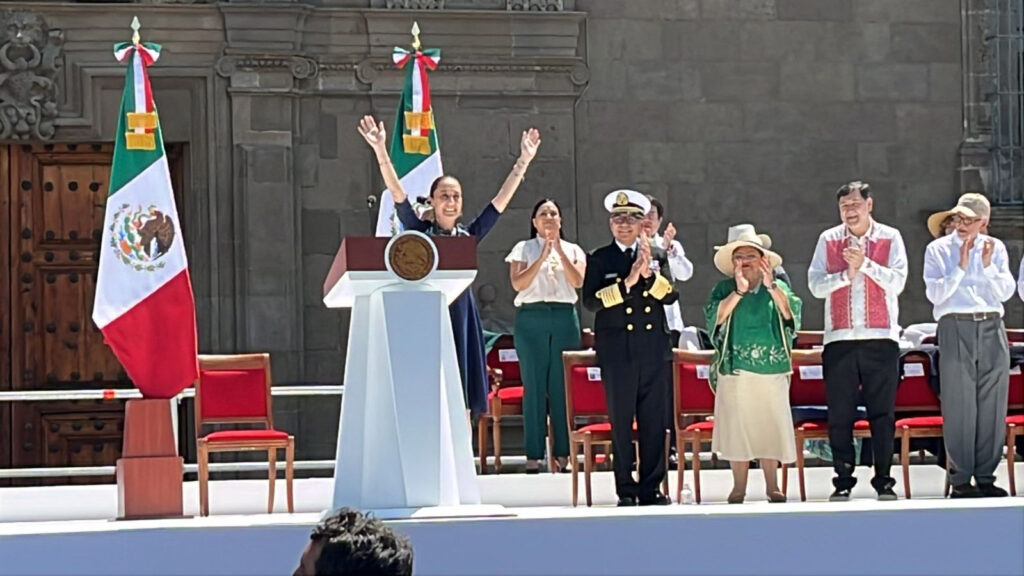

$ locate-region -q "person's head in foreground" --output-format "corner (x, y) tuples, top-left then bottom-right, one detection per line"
(294, 507), (413, 576)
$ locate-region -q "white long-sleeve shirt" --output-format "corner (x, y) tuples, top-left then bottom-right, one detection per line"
(923, 233), (1016, 320)
(1018, 253), (1024, 302)
(807, 220), (908, 344)
(652, 233), (693, 333)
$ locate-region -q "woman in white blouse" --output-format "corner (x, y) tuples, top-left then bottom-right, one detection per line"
(507, 199), (587, 473)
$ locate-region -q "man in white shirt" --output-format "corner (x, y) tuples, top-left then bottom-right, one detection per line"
(808, 181), (908, 501)
(924, 193), (1016, 498)
(642, 197), (694, 346)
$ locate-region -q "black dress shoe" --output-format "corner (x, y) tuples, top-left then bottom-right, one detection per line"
(829, 488), (852, 502)
(617, 496), (637, 507)
(977, 483), (1008, 498)
(950, 483), (983, 498)
(639, 492), (672, 506)
(874, 479), (898, 501)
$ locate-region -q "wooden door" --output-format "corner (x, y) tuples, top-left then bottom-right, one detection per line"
(4, 143), (184, 484)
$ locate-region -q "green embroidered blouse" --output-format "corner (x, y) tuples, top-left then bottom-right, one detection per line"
(703, 278), (802, 389)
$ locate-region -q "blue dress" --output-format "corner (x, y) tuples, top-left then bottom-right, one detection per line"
(396, 200), (500, 416)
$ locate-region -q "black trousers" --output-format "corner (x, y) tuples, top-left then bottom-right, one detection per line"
(823, 339), (900, 491)
(600, 360), (670, 499)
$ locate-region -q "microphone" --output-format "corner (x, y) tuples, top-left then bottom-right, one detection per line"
(366, 194), (377, 236)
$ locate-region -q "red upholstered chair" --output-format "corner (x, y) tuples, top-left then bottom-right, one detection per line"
(893, 351), (947, 499)
(794, 331), (824, 350)
(672, 349), (716, 503)
(477, 335), (555, 474)
(1005, 361), (1024, 495)
(194, 354), (294, 516)
(562, 350), (667, 507)
(786, 349), (871, 501)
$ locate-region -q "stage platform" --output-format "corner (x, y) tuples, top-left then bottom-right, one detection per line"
(1, 464), (1022, 576)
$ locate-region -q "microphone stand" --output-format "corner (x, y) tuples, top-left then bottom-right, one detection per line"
(366, 194), (378, 236)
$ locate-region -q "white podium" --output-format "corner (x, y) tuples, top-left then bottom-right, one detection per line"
(323, 233), (499, 518)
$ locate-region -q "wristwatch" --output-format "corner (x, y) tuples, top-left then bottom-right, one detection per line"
(768, 282), (778, 291)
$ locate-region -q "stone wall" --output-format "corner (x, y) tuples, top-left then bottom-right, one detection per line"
(3, 0), (1018, 464)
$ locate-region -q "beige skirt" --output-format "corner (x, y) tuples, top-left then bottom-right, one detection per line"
(711, 370), (797, 463)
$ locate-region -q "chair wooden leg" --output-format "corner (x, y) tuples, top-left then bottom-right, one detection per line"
(796, 432), (806, 502)
(477, 416), (488, 475)
(286, 439), (295, 513)
(691, 436), (702, 504)
(583, 433), (594, 507)
(547, 419), (557, 473)
(675, 431), (684, 504)
(198, 443), (209, 517)
(1007, 424), (1017, 497)
(571, 439), (580, 507)
(493, 415), (503, 474)
(268, 447), (277, 514)
(900, 427), (912, 499)
(662, 429), (670, 496)
(944, 451), (951, 497)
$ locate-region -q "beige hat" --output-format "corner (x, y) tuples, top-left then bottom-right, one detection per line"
(927, 193), (991, 238)
(713, 224), (783, 276)
(714, 222), (773, 250)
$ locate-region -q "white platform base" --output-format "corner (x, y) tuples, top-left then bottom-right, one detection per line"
(1, 465), (1022, 576)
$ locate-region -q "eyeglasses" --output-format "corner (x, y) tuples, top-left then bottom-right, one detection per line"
(952, 215), (980, 226)
(611, 214), (641, 225)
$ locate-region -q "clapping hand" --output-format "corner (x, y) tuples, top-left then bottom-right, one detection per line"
(981, 238), (994, 268)
(759, 257), (775, 288)
(843, 244), (865, 278)
(662, 222), (677, 248)
(959, 234), (975, 270)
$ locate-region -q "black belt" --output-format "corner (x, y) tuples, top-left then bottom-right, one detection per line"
(944, 311), (1000, 322)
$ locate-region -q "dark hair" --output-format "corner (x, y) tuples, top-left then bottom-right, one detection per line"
(646, 196), (664, 219)
(529, 198), (565, 239)
(311, 508), (413, 576)
(836, 181), (871, 200)
(429, 174), (460, 197)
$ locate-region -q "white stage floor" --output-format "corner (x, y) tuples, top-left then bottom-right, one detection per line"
(1, 464), (1022, 576)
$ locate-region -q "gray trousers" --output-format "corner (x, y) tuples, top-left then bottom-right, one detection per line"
(938, 315), (1009, 486)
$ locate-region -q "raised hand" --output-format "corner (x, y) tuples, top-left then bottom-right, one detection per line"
(519, 128), (541, 163)
(760, 257), (775, 288)
(734, 265), (750, 294)
(981, 238), (994, 268)
(357, 115), (388, 152)
(663, 222), (677, 247)
(959, 235), (975, 270)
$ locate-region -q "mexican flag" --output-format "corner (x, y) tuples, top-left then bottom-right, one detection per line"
(374, 45), (444, 236)
(92, 33), (198, 399)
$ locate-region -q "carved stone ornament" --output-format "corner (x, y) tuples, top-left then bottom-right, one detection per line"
(507, 0), (564, 11)
(0, 10), (64, 141)
(215, 55), (319, 80)
(386, 0), (446, 8)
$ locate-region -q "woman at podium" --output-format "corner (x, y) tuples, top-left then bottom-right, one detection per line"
(506, 199), (586, 473)
(358, 115), (541, 416)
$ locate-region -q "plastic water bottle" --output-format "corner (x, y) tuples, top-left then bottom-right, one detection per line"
(681, 484), (694, 505)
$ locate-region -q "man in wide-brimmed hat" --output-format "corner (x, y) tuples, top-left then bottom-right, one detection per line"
(808, 180), (908, 502)
(924, 192), (1016, 498)
(705, 224), (801, 503)
(582, 189), (677, 507)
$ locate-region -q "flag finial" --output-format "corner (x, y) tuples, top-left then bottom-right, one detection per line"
(131, 16), (141, 46)
(411, 21), (421, 51)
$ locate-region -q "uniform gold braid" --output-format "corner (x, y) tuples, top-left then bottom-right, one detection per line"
(596, 284), (624, 308)
(648, 273), (672, 300)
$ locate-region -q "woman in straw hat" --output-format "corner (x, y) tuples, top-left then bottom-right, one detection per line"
(704, 224), (802, 503)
